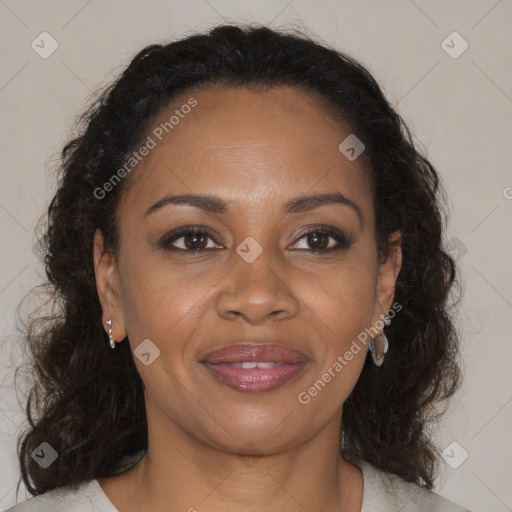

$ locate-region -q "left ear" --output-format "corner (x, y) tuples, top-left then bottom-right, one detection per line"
(373, 230), (402, 320)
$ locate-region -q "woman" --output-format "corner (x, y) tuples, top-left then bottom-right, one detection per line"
(8, 24), (470, 511)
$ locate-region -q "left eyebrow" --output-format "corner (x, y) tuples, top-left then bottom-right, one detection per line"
(283, 192), (363, 227)
(144, 191), (363, 226)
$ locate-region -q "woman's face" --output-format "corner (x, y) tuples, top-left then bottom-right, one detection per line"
(94, 85), (401, 455)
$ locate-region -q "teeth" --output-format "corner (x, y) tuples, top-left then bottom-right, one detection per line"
(256, 362), (277, 369)
(240, 361), (277, 369)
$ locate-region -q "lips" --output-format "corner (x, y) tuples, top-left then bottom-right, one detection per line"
(202, 343), (309, 364)
(201, 343), (310, 393)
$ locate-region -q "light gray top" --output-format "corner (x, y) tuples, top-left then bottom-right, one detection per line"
(6, 451), (471, 511)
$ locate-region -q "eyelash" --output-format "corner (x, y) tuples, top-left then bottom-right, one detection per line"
(159, 225), (354, 255)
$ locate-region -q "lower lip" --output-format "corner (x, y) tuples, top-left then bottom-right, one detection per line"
(202, 362), (307, 392)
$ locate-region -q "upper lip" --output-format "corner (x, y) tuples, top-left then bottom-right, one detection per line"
(201, 343), (310, 364)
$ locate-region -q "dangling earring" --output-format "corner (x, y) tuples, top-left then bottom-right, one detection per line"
(369, 313), (391, 367)
(369, 332), (389, 366)
(106, 319), (115, 349)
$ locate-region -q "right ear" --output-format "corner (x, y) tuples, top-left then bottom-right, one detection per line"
(93, 228), (127, 344)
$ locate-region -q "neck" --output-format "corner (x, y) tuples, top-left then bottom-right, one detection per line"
(99, 409), (363, 512)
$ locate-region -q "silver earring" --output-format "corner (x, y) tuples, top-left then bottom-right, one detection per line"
(369, 332), (389, 367)
(106, 319), (115, 349)
(369, 307), (392, 366)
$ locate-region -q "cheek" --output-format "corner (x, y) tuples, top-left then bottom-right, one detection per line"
(118, 241), (229, 354)
(306, 253), (377, 334)
(296, 264), (375, 410)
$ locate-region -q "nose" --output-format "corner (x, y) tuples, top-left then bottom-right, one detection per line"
(215, 247), (300, 325)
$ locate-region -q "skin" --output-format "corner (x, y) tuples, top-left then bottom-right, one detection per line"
(94, 85), (402, 512)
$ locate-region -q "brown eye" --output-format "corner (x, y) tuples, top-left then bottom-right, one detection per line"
(306, 231), (330, 250)
(183, 232), (208, 250)
(291, 226), (354, 254)
(160, 227), (222, 252)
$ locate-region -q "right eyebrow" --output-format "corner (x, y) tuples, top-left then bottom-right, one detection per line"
(144, 194), (226, 217)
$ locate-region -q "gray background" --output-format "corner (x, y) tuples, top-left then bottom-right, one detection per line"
(1, 1), (511, 510)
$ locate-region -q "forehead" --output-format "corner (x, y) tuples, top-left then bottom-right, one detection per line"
(118, 85), (372, 218)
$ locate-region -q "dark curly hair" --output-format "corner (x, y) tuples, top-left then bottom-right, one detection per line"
(14, 22), (462, 497)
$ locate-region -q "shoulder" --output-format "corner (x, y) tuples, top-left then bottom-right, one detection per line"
(4, 479), (118, 512)
(354, 459), (472, 512)
(5, 451), (144, 512)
